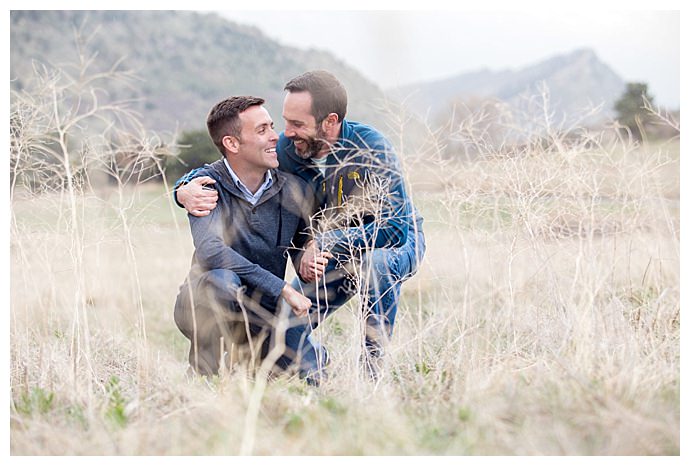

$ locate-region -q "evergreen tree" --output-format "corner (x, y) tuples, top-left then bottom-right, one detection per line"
(166, 129), (219, 181)
(614, 82), (654, 140)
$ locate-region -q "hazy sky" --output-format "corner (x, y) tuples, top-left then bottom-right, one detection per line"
(213, 9), (680, 108)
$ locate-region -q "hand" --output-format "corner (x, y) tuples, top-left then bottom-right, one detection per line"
(281, 284), (312, 318)
(298, 240), (333, 283)
(177, 176), (218, 217)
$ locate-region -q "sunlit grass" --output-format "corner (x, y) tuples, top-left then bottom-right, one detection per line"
(10, 130), (679, 454)
(10, 65), (680, 454)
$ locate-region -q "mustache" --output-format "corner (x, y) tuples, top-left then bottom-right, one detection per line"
(290, 135), (324, 155)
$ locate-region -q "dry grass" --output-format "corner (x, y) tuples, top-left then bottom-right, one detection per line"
(9, 54), (680, 453)
(10, 126), (680, 454)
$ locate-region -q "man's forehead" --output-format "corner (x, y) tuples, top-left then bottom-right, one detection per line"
(283, 92), (314, 120)
(240, 105), (272, 128)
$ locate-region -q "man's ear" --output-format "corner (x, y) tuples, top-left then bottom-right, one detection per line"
(321, 113), (339, 131)
(222, 135), (240, 154)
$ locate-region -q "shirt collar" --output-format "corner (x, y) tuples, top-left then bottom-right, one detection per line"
(223, 158), (273, 192)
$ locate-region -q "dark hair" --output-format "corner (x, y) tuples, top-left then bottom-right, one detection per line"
(206, 96), (265, 155)
(284, 70), (347, 123)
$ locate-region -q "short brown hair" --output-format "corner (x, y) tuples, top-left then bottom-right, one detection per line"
(206, 96), (265, 155)
(284, 70), (347, 123)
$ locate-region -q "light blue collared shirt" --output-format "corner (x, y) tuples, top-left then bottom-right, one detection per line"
(223, 159), (273, 206)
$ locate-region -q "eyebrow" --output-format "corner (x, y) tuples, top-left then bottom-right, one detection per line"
(255, 121), (274, 131)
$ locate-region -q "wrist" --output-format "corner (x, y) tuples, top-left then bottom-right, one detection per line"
(281, 283), (294, 297)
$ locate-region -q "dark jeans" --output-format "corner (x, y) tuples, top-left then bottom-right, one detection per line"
(173, 268), (322, 377)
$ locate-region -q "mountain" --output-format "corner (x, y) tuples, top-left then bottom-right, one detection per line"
(9, 12), (630, 137)
(10, 10), (387, 133)
(388, 48), (626, 125)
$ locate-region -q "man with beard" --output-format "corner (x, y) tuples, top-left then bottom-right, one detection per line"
(176, 71), (426, 383)
(173, 96), (318, 378)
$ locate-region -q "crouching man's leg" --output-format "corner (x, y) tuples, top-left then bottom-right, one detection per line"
(270, 311), (329, 386)
(174, 269), (244, 376)
(360, 225), (427, 376)
(280, 263), (358, 384)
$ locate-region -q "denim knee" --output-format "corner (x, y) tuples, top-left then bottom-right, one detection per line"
(407, 227), (426, 275)
(363, 248), (400, 286)
(202, 269), (243, 302)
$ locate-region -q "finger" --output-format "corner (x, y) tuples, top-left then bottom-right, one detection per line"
(320, 252), (334, 259)
(200, 190), (218, 198)
(192, 176), (216, 185)
(196, 202), (217, 211)
(191, 209), (210, 217)
(314, 258), (328, 268)
(195, 197), (217, 205)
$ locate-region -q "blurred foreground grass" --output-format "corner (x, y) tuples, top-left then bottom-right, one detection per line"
(10, 139), (680, 455)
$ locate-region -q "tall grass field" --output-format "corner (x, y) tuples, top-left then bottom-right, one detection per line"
(10, 135), (680, 455)
(9, 60), (680, 455)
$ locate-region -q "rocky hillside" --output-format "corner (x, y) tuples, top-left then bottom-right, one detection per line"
(10, 10), (387, 133)
(388, 48), (626, 125)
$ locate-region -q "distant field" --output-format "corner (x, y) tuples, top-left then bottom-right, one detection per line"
(10, 134), (679, 455)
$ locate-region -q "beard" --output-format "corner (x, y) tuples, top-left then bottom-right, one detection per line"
(292, 128), (328, 160)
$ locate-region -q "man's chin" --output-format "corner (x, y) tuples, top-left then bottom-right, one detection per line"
(294, 145), (313, 159)
(292, 138), (320, 159)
